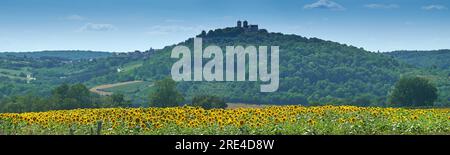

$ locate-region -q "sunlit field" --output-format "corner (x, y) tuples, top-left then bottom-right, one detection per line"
(0, 106), (449, 135)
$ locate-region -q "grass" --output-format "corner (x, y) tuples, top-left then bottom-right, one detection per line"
(101, 81), (154, 103)
(121, 61), (143, 72)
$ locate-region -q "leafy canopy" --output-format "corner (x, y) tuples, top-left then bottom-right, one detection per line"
(388, 76), (438, 107)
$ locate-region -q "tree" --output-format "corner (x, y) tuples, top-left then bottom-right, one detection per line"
(149, 77), (184, 107)
(67, 83), (91, 108)
(52, 83), (70, 100)
(191, 95), (227, 109)
(103, 93), (130, 108)
(388, 76), (438, 107)
(50, 83), (93, 110)
(351, 94), (375, 107)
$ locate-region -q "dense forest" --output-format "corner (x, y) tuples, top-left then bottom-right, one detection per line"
(134, 27), (417, 106)
(1, 27), (450, 112)
(385, 50), (450, 70)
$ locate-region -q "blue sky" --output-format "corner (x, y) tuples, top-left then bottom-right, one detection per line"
(0, 0), (449, 52)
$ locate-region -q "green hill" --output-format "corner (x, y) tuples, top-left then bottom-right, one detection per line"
(0, 51), (145, 99)
(129, 27), (415, 105)
(0, 50), (113, 60)
(385, 50), (450, 70)
(385, 50), (450, 106)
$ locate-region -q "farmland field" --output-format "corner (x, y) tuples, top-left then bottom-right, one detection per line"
(90, 81), (154, 104)
(103, 81), (153, 96)
(0, 68), (30, 80)
(89, 81), (146, 96)
(0, 106), (449, 135)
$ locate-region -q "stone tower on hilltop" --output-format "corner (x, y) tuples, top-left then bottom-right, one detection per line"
(236, 20), (258, 31)
(237, 20), (242, 28)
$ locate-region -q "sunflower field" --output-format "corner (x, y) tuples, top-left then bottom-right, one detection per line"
(0, 106), (449, 135)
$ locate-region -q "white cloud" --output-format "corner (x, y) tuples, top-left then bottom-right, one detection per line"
(79, 23), (117, 32)
(65, 14), (85, 21)
(304, 0), (345, 11)
(364, 4), (399, 9)
(146, 25), (208, 35)
(422, 5), (447, 11)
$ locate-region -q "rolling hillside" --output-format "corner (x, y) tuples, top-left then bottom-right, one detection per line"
(0, 50), (113, 60)
(129, 26), (416, 105)
(385, 50), (450, 70)
(0, 51), (146, 98)
(1, 27), (449, 106)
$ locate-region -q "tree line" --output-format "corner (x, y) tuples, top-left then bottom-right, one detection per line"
(0, 83), (130, 113)
(148, 76), (441, 109)
(0, 75), (443, 113)
(0, 78), (228, 113)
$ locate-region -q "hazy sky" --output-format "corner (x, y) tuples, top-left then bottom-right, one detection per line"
(0, 0), (449, 52)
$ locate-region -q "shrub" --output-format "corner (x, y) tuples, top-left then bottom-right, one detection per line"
(191, 95), (227, 109)
(388, 76), (438, 107)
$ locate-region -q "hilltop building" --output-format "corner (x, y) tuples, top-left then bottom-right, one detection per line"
(249, 25), (258, 31)
(236, 20), (258, 31)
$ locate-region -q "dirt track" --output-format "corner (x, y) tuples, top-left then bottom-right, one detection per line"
(89, 80), (143, 96)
